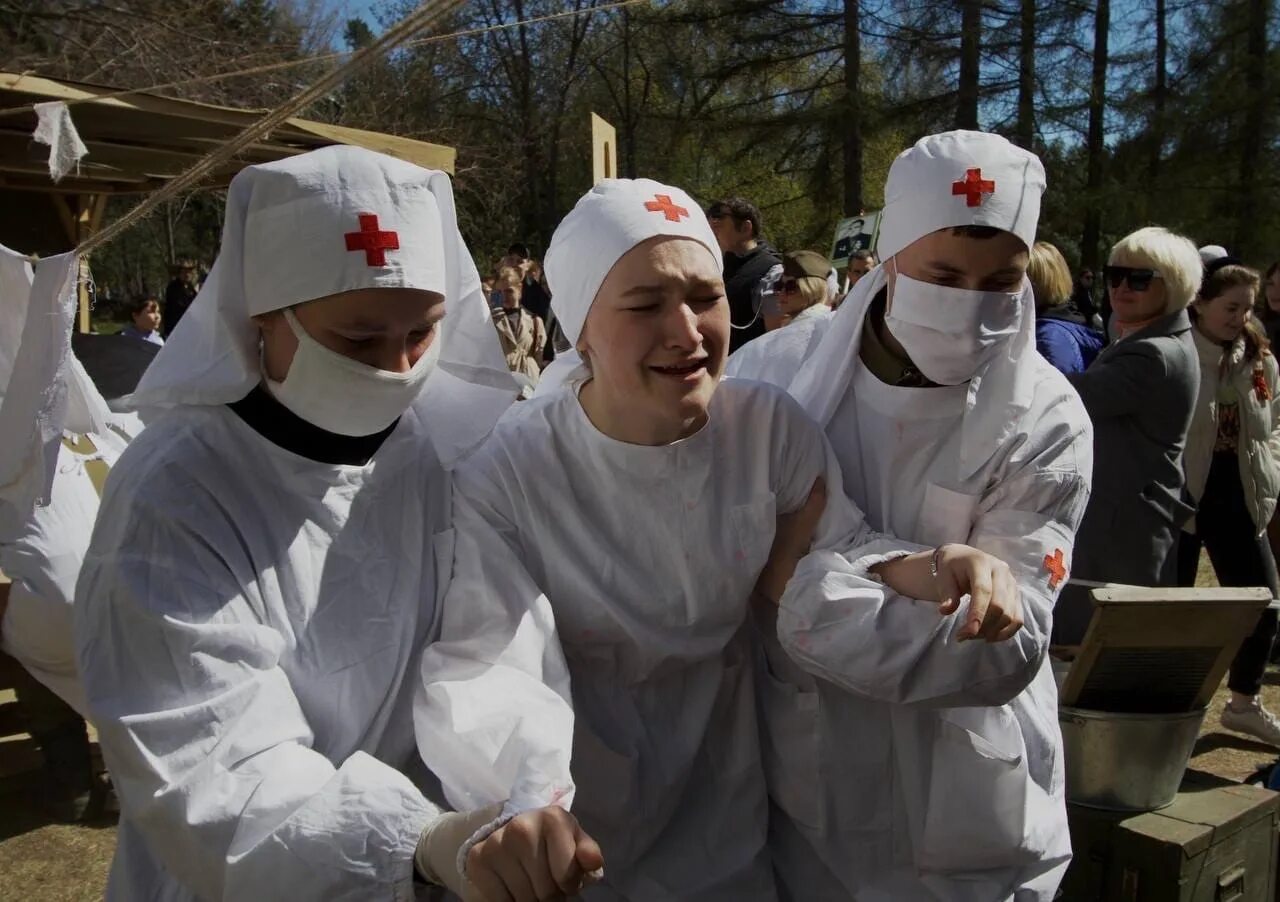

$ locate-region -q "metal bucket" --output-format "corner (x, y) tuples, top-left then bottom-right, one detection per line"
(1059, 705), (1206, 811)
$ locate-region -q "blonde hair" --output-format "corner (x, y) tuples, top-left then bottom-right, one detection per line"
(1108, 226), (1203, 312)
(1027, 242), (1072, 311)
(495, 266), (523, 290)
(795, 275), (827, 309)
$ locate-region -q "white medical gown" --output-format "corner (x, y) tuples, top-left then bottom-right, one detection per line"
(75, 403), (453, 901)
(415, 378), (922, 901)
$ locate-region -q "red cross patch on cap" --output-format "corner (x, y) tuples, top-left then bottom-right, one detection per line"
(952, 168), (996, 207)
(644, 194), (689, 222)
(344, 213), (400, 267)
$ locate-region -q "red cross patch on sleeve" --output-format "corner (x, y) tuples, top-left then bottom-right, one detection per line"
(1043, 548), (1067, 589)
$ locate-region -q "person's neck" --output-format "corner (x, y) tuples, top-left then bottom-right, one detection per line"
(1192, 320), (1219, 344)
(579, 380), (704, 446)
(1114, 310), (1166, 339)
(732, 238), (759, 257)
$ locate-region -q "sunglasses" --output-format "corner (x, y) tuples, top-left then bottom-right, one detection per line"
(1105, 265), (1163, 292)
(778, 279), (800, 293)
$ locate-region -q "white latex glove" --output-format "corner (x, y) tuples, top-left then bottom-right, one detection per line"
(415, 802), (505, 897)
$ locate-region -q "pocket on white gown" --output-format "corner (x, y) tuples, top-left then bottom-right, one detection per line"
(757, 665), (825, 832)
(916, 705), (1033, 873)
(918, 483), (979, 548)
(731, 494), (778, 574)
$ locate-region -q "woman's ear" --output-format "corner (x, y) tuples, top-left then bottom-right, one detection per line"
(254, 310), (294, 381)
(575, 335), (593, 369)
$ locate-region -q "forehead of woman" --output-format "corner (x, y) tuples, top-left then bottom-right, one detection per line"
(597, 236), (723, 303)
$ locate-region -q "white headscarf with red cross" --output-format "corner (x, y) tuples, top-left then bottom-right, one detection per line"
(126, 145), (518, 467)
(533, 178), (722, 396)
(789, 129), (1051, 481)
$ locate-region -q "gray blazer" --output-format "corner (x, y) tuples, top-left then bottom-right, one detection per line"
(1067, 309), (1199, 587)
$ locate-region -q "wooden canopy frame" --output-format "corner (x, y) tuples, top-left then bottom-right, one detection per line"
(0, 72), (456, 330)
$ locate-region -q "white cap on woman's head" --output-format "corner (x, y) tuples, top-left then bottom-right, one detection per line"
(127, 145), (517, 466)
(239, 148), (446, 314)
(544, 179), (721, 347)
(876, 130), (1046, 261)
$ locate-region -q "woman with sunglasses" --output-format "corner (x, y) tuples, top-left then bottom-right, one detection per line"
(1067, 226), (1202, 588)
(776, 251), (834, 324)
(726, 251), (834, 385)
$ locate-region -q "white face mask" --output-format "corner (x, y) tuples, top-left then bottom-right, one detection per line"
(264, 307), (440, 437)
(883, 265), (1022, 385)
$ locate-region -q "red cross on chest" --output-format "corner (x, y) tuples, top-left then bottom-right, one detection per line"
(1043, 548), (1067, 589)
(952, 168), (996, 207)
(344, 213), (400, 267)
(644, 194), (689, 222)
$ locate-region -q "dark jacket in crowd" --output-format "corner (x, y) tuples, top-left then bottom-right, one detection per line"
(521, 275), (551, 323)
(1035, 307), (1105, 375)
(724, 241), (780, 352)
(1259, 308), (1280, 352)
(1071, 280), (1099, 322)
(162, 279), (198, 339)
(1067, 309), (1200, 587)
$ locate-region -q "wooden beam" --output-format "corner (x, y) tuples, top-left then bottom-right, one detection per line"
(75, 195), (94, 333)
(52, 194), (77, 246)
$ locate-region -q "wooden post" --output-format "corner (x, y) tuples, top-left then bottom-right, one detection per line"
(53, 194), (105, 333)
(590, 113), (617, 186)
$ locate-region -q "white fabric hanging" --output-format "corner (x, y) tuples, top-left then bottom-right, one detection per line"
(0, 245), (123, 538)
(0, 242), (136, 713)
(32, 101), (88, 183)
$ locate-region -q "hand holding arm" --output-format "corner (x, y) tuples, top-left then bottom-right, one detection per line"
(872, 544), (1023, 642)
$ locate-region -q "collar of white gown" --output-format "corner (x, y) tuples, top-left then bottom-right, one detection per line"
(566, 382), (715, 480)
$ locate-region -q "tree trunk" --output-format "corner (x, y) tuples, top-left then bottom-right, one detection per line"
(1015, 0), (1035, 148)
(621, 5), (637, 179)
(1145, 0), (1166, 217)
(1234, 0), (1267, 258)
(955, 0), (981, 129)
(842, 0), (863, 214)
(1081, 0), (1109, 275)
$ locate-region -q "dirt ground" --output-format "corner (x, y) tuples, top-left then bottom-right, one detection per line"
(0, 551), (1275, 901)
(0, 718), (114, 901)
